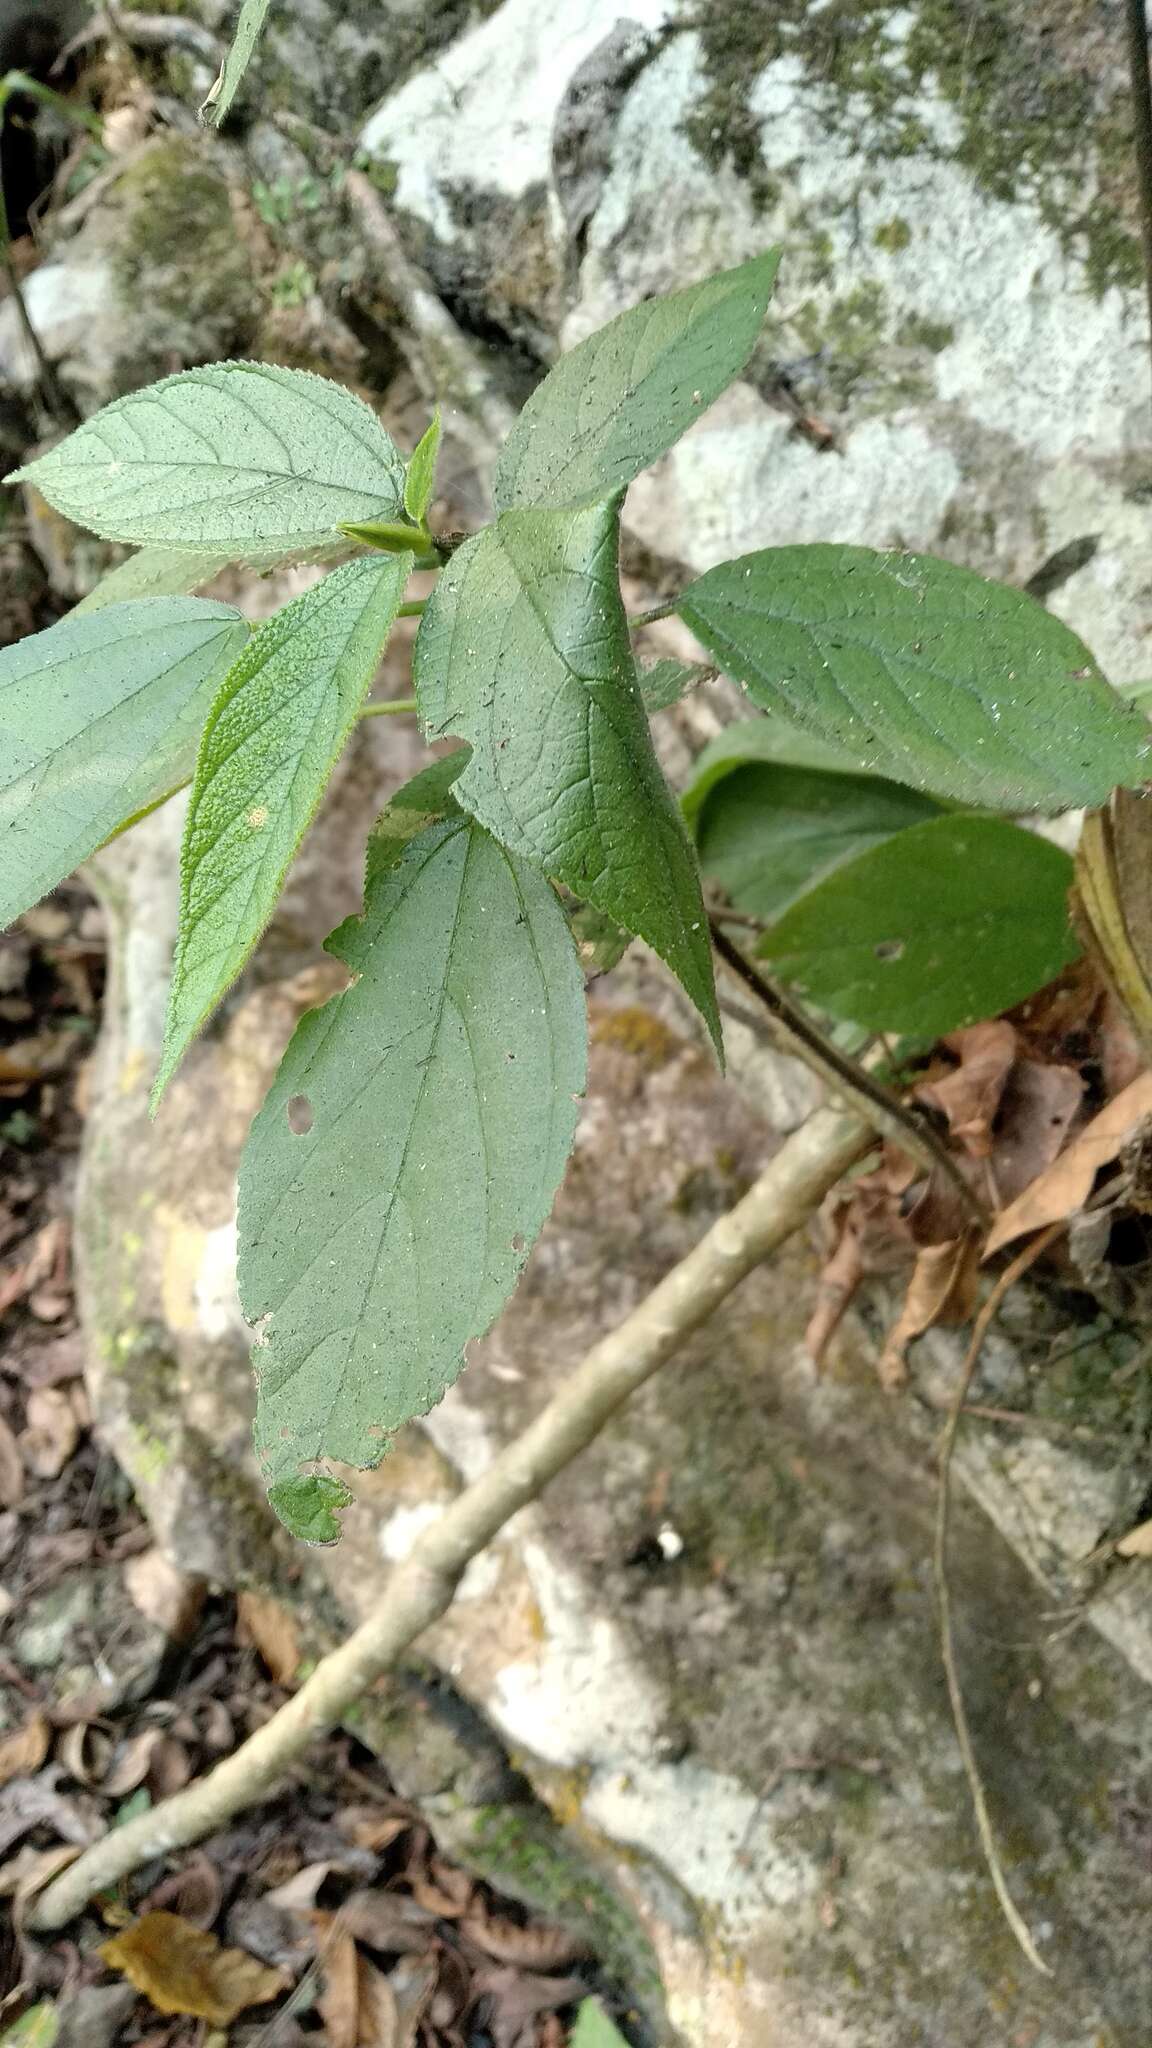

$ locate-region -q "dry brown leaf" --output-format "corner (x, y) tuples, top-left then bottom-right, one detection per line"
(473, 1966), (586, 2048)
(143, 1854), (223, 1932)
(124, 1549), (206, 1642)
(985, 1072), (1152, 1257)
(336, 1806), (413, 1853)
(0, 1415), (24, 1509)
(878, 1232), (982, 1390)
(387, 1953), (438, 2047)
(8, 1842), (81, 1923)
(100, 1911), (287, 2025)
(148, 1734), (192, 1799)
(101, 1729), (166, 1799)
(985, 1059), (1084, 1209)
(317, 1928), (360, 2048)
(236, 1589), (301, 1685)
(1115, 1517), (1152, 1559)
(264, 1861), (335, 1915)
(337, 1889), (435, 1957)
(57, 1722), (112, 1788)
(18, 1386), (79, 1478)
(914, 1022), (1017, 1157)
(0, 1715), (50, 1790)
(804, 1216), (864, 1367)
(356, 1953), (399, 2048)
(459, 1905), (586, 1971)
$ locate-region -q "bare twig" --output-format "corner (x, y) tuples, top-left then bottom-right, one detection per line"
(1126, 0), (1152, 405)
(28, 1098), (875, 1930)
(933, 1220), (1066, 1977)
(709, 921), (988, 1225)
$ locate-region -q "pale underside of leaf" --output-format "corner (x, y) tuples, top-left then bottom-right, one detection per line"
(12, 362), (406, 553)
(413, 496), (719, 1048)
(237, 816), (586, 1494)
(0, 598), (249, 928)
(679, 544), (1152, 812)
(153, 555), (409, 1105)
(494, 251), (780, 510)
(75, 537), (351, 614)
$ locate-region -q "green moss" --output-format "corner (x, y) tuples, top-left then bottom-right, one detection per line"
(679, 0), (1142, 291)
(896, 314), (955, 352)
(107, 139), (260, 364)
(874, 216), (912, 252)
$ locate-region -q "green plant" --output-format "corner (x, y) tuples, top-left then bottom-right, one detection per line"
(5, 254), (1150, 1545)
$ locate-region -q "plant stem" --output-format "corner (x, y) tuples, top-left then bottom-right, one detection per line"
(397, 599), (426, 618)
(628, 600), (677, 628)
(709, 920), (988, 1224)
(1125, 0), (1152, 406)
(359, 698), (417, 719)
(27, 1099), (874, 1932)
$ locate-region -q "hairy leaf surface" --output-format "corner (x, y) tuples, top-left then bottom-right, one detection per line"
(0, 599), (248, 927)
(201, 0), (272, 126)
(414, 496), (718, 1045)
(758, 814), (1079, 1036)
(12, 363), (406, 553)
(494, 253), (779, 510)
(237, 812), (586, 1517)
(404, 409), (441, 524)
(679, 545), (1151, 811)
(154, 556), (409, 1103)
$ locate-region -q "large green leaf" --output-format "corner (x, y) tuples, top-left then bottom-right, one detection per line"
(758, 814), (1079, 1037)
(695, 760), (941, 923)
(154, 556), (409, 1104)
(75, 536), (349, 614)
(678, 545), (1151, 812)
(0, 598), (248, 928)
(494, 252), (780, 511)
(413, 496), (719, 1047)
(681, 714), (896, 825)
(237, 810), (586, 1527)
(569, 2004), (628, 2048)
(11, 363), (406, 554)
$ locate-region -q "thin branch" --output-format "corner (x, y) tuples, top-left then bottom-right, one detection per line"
(628, 600), (677, 628)
(709, 921), (988, 1225)
(28, 1099), (875, 1931)
(1125, 0), (1152, 405)
(933, 1220), (1066, 1978)
(359, 698), (417, 719)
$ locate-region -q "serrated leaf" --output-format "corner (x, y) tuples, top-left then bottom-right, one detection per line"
(266, 1473), (353, 1545)
(678, 545), (1151, 812)
(0, 599), (249, 928)
(570, 2003), (628, 2048)
(76, 547), (239, 613)
(413, 496), (718, 1047)
(75, 536), (350, 614)
(758, 814), (1079, 1037)
(494, 252), (780, 510)
(404, 408), (441, 524)
(637, 657), (709, 713)
(11, 362), (406, 554)
(200, 0), (272, 127)
(154, 556), (409, 1104)
(695, 761), (941, 924)
(237, 815), (586, 1508)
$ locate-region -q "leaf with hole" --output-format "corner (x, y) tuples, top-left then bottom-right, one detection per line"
(404, 408), (441, 524)
(11, 363), (406, 555)
(154, 556), (410, 1105)
(200, 0), (272, 127)
(757, 814), (1079, 1037)
(678, 545), (1151, 812)
(494, 252), (780, 510)
(237, 808), (586, 1527)
(414, 495), (718, 1047)
(0, 598), (248, 929)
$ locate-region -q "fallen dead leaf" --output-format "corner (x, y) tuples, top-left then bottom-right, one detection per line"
(473, 1966), (587, 2048)
(460, 1902), (586, 1971)
(18, 1386), (79, 1479)
(355, 1953), (399, 2048)
(57, 1722), (112, 1788)
(123, 1550), (205, 1642)
(143, 1855), (223, 1932)
(914, 1022), (1017, 1157)
(100, 1912), (288, 2025)
(0, 1416), (24, 1508)
(101, 1729), (166, 1799)
(386, 1953), (437, 2047)
(0, 1715), (51, 1791)
(336, 1806), (413, 1854)
(236, 1589), (301, 1685)
(985, 1072), (1152, 1256)
(1115, 1516), (1152, 1559)
(317, 1927), (360, 2048)
(334, 1889), (435, 1957)
(877, 1231), (981, 1390)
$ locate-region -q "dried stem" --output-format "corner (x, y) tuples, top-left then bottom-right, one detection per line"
(933, 1220), (1066, 1977)
(29, 1099), (874, 1930)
